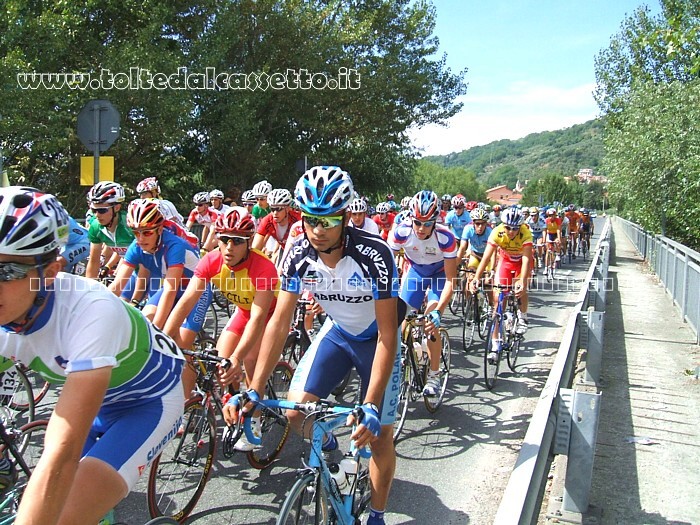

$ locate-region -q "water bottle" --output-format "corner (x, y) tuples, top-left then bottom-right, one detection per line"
(412, 341), (423, 365)
(503, 311), (514, 333)
(329, 462), (349, 494)
(98, 509), (115, 525)
(420, 337), (429, 365)
(339, 455), (359, 495)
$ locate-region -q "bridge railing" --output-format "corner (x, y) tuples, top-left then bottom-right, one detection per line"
(615, 217), (699, 344)
(494, 218), (612, 525)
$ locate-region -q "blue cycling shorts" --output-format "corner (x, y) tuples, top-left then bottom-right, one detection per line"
(146, 283), (212, 332)
(399, 265), (446, 310)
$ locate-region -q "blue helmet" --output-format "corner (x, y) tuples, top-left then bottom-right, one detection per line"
(294, 166), (354, 215)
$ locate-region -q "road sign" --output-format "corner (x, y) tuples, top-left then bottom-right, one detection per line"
(77, 100), (120, 153)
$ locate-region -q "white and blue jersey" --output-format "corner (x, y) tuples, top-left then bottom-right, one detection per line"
(61, 217), (90, 273)
(526, 216), (546, 241)
(445, 209), (472, 239)
(460, 223), (493, 255)
(280, 227), (399, 341)
(387, 223), (458, 278)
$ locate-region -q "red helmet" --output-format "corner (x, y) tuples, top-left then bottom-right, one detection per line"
(466, 200), (478, 211)
(214, 206), (255, 237)
(127, 199), (165, 230)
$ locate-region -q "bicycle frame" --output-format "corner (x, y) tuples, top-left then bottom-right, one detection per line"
(241, 399), (370, 525)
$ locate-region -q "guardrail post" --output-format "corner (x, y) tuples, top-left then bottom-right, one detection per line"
(552, 388), (602, 521)
(582, 308), (604, 387)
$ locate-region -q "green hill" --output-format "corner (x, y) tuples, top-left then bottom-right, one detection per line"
(423, 118), (605, 188)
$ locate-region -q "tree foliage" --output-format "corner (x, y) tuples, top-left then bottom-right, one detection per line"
(0, 0), (467, 215)
(594, 0), (700, 249)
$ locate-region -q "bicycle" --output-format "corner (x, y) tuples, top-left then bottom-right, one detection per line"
(483, 282), (524, 390)
(394, 310), (451, 442)
(0, 365), (37, 429)
(146, 339), (292, 522)
(462, 270), (491, 352)
(0, 413), (48, 523)
(544, 241), (558, 282)
(234, 398), (372, 525)
(448, 261), (467, 317)
(580, 230), (591, 261)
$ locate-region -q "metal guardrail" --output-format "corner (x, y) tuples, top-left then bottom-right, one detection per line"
(615, 217), (700, 344)
(493, 219), (612, 525)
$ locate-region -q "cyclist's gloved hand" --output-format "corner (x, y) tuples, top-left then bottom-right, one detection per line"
(223, 388), (260, 425)
(359, 403), (381, 437)
(427, 309), (441, 328)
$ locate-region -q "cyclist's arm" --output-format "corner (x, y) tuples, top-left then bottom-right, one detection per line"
(246, 289), (300, 395)
(17, 366), (112, 523)
(473, 242), (496, 284)
(515, 244), (533, 293)
(85, 243), (104, 279)
(152, 265), (185, 329)
(163, 274), (207, 346)
(108, 261), (137, 297)
(201, 227), (218, 252)
(251, 232), (267, 252)
(456, 239), (468, 262)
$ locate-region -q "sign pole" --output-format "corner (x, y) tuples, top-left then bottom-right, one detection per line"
(93, 102), (101, 185)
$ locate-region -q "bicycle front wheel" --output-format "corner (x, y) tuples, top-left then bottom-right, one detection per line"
(247, 364), (293, 469)
(507, 334), (522, 371)
(462, 294), (477, 352)
(276, 472), (330, 525)
(424, 327), (451, 413)
(484, 319), (502, 390)
(0, 365), (36, 428)
(393, 344), (414, 443)
(477, 292), (490, 340)
(147, 397), (216, 522)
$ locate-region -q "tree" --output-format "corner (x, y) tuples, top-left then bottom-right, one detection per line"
(0, 0), (467, 215)
(520, 173), (574, 208)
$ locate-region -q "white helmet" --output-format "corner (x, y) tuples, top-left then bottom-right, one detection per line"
(294, 166), (354, 215)
(209, 189), (225, 200)
(376, 202), (391, 214)
(349, 198), (367, 213)
(267, 188), (293, 206)
(252, 180), (272, 198)
(0, 187), (70, 257)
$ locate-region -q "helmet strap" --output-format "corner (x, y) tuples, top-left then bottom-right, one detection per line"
(318, 223), (346, 255)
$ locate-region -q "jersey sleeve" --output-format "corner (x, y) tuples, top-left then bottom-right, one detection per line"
(194, 250), (223, 281)
(249, 252), (279, 291)
(123, 240), (142, 267)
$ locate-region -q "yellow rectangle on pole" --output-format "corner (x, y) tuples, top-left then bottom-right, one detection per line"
(80, 156), (114, 186)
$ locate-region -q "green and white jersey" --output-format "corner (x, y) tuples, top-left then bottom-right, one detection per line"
(0, 273), (184, 406)
(87, 210), (135, 256)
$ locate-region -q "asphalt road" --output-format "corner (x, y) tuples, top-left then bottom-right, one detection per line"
(38, 222), (603, 525)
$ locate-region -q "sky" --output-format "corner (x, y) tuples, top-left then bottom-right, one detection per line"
(409, 0), (663, 156)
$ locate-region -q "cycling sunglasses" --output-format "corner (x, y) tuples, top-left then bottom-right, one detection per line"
(132, 228), (158, 238)
(505, 225), (520, 232)
(269, 206), (287, 212)
(218, 235), (248, 246)
(412, 219), (435, 228)
(91, 206), (113, 215)
(302, 213), (344, 229)
(0, 262), (42, 282)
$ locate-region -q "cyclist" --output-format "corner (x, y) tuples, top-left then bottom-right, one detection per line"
(489, 204), (503, 227)
(437, 193), (451, 224)
(471, 206), (532, 361)
(164, 207), (279, 449)
(0, 186), (184, 524)
(564, 204), (581, 258)
(544, 208), (562, 271)
(559, 209), (570, 259)
(186, 191), (218, 246)
(456, 207), (494, 287)
(388, 190), (458, 396)
(209, 189), (230, 214)
(110, 199), (209, 344)
(251, 180), (273, 220)
(58, 216), (90, 275)
(579, 208), (594, 253)
(444, 194), (472, 240)
(372, 202), (396, 240)
(385, 193), (398, 212)
(84, 181), (134, 280)
(251, 188), (301, 262)
(348, 197), (381, 234)
(225, 166), (402, 525)
(136, 176), (185, 227)
(526, 206), (546, 272)
(399, 196), (412, 211)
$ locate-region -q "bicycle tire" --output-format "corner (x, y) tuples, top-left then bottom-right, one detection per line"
(144, 518), (182, 525)
(393, 344), (414, 443)
(276, 472), (330, 525)
(507, 334), (522, 371)
(477, 292), (490, 340)
(17, 364), (50, 408)
(147, 397), (216, 522)
(203, 301), (221, 340)
(330, 369), (352, 397)
(484, 319), (501, 390)
(461, 294), (477, 352)
(424, 327), (450, 413)
(448, 286), (462, 317)
(246, 363), (293, 469)
(0, 365), (36, 428)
